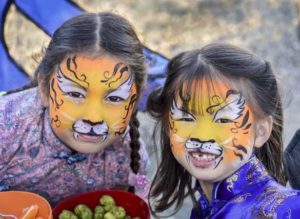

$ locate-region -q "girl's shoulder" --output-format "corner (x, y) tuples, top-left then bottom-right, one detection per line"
(0, 88), (42, 115)
(251, 184), (300, 218)
(277, 187), (300, 217)
(0, 87), (44, 128)
(0, 88), (45, 158)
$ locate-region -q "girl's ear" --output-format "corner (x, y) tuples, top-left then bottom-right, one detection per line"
(38, 82), (49, 107)
(254, 115), (273, 148)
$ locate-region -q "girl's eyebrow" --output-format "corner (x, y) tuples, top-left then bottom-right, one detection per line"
(105, 84), (123, 94)
(208, 99), (237, 115)
(175, 102), (196, 118)
(208, 102), (227, 113)
(105, 74), (133, 95)
(58, 65), (87, 91)
(211, 98), (244, 121)
(206, 94), (228, 115)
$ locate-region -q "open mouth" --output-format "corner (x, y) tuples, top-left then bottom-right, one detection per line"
(189, 151), (220, 161)
(73, 132), (107, 143)
(187, 150), (222, 168)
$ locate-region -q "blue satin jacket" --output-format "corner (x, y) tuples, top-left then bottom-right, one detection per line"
(190, 156), (300, 219)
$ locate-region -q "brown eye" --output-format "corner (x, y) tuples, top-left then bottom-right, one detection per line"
(215, 118), (233, 123)
(106, 96), (124, 102)
(177, 118), (194, 122)
(66, 92), (85, 98)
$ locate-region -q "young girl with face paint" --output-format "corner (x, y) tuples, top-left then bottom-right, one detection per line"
(0, 12), (149, 206)
(147, 43), (300, 218)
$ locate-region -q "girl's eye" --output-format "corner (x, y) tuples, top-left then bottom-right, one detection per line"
(177, 117), (194, 122)
(106, 96), (125, 102)
(215, 118), (233, 123)
(66, 92), (85, 98)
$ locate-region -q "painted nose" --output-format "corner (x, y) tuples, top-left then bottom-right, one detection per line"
(84, 101), (104, 123)
(82, 119), (104, 126)
(191, 120), (217, 142)
(190, 138), (215, 144)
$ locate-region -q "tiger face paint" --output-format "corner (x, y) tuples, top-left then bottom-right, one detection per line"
(169, 79), (255, 182)
(48, 55), (137, 153)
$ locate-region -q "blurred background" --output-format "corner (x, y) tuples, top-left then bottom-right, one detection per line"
(2, 0), (300, 218)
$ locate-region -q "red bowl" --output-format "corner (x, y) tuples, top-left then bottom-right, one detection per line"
(52, 190), (150, 219)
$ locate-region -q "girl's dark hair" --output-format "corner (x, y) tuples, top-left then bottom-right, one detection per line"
(147, 43), (285, 216)
(7, 12), (146, 192)
(38, 12), (145, 100)
(128, 110), (141, 193)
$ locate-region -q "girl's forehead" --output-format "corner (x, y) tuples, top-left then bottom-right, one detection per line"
(176, 79), (233, 101)
(60, 54), (123, 70)
(56, 54), (133, 91)
(173, 78), (247, 114)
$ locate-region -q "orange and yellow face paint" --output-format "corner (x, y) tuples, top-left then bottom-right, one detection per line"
(169, 79), (255, 182)
(48, 55), (137, 153)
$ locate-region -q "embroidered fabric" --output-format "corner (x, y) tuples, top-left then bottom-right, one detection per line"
(128, 172), (150, 201)
(190, 155), (300, 219)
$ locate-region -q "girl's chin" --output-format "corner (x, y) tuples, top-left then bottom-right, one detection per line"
(70, 144), (105, 154)
(193, 173), (225, 183)
(68, 140), (111, 154)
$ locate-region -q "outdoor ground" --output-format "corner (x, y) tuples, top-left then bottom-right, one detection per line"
(5, 0), (300, 218)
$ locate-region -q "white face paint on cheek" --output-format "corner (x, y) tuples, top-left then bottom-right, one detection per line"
(172, 133), (187, 143)
(170, 127), (190, 163)
(110, 119), (124, 131)
(60, 111), (76, 122)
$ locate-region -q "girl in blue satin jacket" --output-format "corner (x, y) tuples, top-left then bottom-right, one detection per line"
(147, 43), (300, 218)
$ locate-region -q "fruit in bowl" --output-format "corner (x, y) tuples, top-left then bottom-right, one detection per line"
(0, 191), (52, 219)
(52, 190), (150, 219)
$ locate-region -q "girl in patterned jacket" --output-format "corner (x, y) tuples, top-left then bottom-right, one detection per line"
(0, 12), (149, 206)
(147, 43), (300, 218)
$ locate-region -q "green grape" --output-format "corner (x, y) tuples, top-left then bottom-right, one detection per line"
(74, 204), (93, 219)
(103, 212), (116, 219)
(58, 210), (79, 219)
(100, 195), (116, 206)
(112, 206), (126, 219)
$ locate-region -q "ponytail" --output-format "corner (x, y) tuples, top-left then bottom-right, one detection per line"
(128, 110), (141, 193)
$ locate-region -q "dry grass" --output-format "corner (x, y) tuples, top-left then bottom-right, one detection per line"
(4, 0), (285, 76)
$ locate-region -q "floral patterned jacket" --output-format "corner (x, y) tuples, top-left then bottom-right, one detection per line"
(0, 88), (150, 206)
(190, 156), (300, 219)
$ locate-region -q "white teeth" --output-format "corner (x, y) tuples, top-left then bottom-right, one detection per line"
(190, 152), (216, 161)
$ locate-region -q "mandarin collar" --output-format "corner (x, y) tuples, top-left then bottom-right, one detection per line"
(196, 155), (272, 210)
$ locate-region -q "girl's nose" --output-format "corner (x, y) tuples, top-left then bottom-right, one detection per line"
(83, 101), (104, 123)
(82, 119), (104, 126)
(192, 122), (216, 142)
